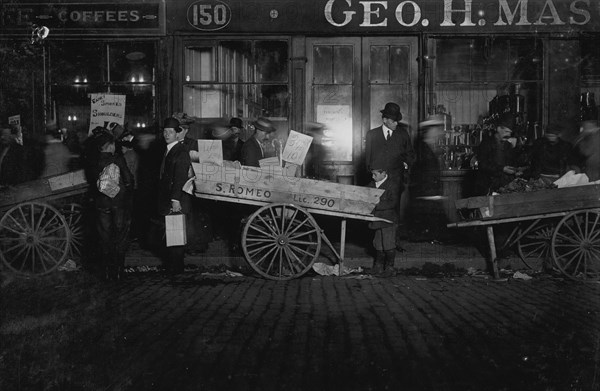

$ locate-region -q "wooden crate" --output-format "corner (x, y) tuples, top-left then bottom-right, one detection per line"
(455, 184), (600, 220)
(192, 163), (384, 216)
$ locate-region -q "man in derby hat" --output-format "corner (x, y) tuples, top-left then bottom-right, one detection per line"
(365, 102), (415, 252)
(240, 117), (276, 167)
(157, 117), (193, 274)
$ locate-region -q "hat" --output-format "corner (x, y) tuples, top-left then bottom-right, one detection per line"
(253, 117), (276, 133)
(94, 131), (115, 151)
(212, 126), (233, 140)
(229, 117), (243, 129)
(419, 114), (444, 128)
(380, 102), (403, 122)
(545, 128), (561, 135)
(163, 117), (182, 132)
(495, 112), (515, 130)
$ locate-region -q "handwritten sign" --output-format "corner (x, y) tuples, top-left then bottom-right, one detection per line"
(282, 130), (313, 166)
(8, 115), (20, 127)
(89, 93), (126, 132)
(197, 140), (223, 167)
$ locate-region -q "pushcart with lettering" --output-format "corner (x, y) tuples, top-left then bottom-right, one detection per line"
(447, 184), (600, 282)
(193, 163), (388, 280)
(0, 170), (87, 275)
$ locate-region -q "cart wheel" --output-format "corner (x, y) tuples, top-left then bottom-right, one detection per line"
(0, 202), (71, 275)
(242, 203), (322, 280)
(551, 210), (600, 281)
(60, 203), (83, 259)
(516, 220), (556, 270)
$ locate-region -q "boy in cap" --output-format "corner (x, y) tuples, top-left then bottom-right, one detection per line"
(367, 165), (400, 276)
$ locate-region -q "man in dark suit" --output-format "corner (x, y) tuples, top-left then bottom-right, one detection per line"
(240, 117), (276, 167)
(158, 117), (192, 274)
(365, 102), (415, 251)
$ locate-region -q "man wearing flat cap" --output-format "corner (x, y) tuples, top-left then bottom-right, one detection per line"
(241, 117), (276, 167)
(213, 117), (244, 162)
(365, 102), (416, 250)
(157, 117), (192, 274)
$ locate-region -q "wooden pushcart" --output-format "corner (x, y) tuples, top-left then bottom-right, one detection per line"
(447, 184), (600, 281)
(0, 170), (88, 275)
(192, 163), (388, 280)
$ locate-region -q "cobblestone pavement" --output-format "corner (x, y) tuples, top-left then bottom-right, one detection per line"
(3, 271), (600, 391)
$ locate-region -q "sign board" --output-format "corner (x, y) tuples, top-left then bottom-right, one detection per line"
(197, 139), (223, 167)
(192, 164), (384, 216)
(89, 93), (126, 133)
(165, 0), (600, 35)
(8, 115), (20, 127)
(282, 130), (313, 166)
(0, 2), (165, 36)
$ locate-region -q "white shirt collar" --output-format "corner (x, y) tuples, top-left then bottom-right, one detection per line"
(382, 124), (393, 138)
(166, 140), (179, 153)
(375, 175), (388, 188)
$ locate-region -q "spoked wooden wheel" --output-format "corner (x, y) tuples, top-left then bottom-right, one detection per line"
(60, 203), (83, 260)
(242, 203), (322, 280)
(516, 220), (556, 270)
(551, 210), (600, 281)
(0, 202), (71, 275)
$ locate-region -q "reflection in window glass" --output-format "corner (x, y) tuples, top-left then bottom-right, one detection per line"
(49, 42), (105, 85)
(110, 42), (155, 83)
(334, 46), (353, 85)
(509, 39), (542, 80)
(472, 38), (507, 81)
(436, 39), (470, 81)
(255, 41), (288, 82)
(370, 46), (389, 84)
(185, 46), (215, 82)
(183, 39), (289, 122)
(314, 45), (333, 85)
(390, 46), (410, 83)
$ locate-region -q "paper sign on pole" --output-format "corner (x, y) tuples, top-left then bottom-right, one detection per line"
(282, 130), (313, 166)
(89, 93), (126, 132)
(197, 140), (223, 167)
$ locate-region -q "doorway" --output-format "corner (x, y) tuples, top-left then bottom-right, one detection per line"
(306, 36), (418, 184)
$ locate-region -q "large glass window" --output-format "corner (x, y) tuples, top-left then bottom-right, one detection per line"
(49, 40), (157, 141)
(183, 39), (289, 134)
(430, 37), (543, 138)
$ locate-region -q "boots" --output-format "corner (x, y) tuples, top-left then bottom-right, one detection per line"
(382, 250), (396, 277)
(371, 251), (385, 274)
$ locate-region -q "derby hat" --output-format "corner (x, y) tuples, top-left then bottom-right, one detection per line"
(253, 117), (276, 133)
(419, 114), (444, 128)
(163, 117), (182, 132)
(229, 117), (243, 129)
(380, 102), (403, 122)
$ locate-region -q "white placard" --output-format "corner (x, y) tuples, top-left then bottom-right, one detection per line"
(281, 130), (313, 166)
(197, 140), (223, 167)
(89, 93), (126, 132)
(8, 115), (20, 127)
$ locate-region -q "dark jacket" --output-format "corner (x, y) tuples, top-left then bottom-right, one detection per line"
(90, 152), (133, 208)
(157, 142), (192, 216)
(240, 137), (263, 167)
(365, 125), (416, 180)
(474, 135), (514, 195)
(529, 137), (574, 178)
(368, 174), (400, 229)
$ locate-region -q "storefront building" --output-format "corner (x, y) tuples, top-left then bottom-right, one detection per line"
(2, 0), (599, 209)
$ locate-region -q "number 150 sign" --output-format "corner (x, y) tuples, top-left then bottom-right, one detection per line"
(187, 0), (232, 31)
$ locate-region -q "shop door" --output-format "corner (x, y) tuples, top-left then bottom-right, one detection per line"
(306, 37), (418, 184)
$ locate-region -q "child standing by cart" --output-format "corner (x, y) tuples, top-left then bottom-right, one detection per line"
(368, 166), (400, 276)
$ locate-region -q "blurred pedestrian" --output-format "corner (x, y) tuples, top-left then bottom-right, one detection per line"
(0, 127), (24, 186)
(573, 120), (600, 181)
(41, 128), (73, 178)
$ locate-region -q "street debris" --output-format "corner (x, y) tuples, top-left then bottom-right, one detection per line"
(312, 262), (363, 276)
(58, 259), (80, 272)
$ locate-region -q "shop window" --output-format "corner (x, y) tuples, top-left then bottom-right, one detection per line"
(49, 40), (157, 139)
(183, 39), (289, 130)
(431, 37), (543, 135)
